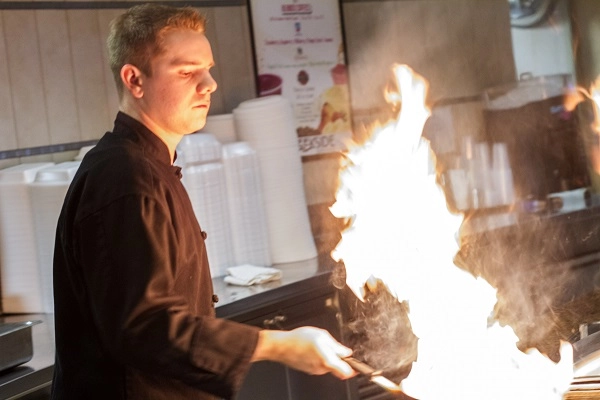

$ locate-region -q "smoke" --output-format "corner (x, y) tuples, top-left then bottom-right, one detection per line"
(339, 278), (418, 383)
(455, 214), (600, 362)
(331, 64), (574, 399)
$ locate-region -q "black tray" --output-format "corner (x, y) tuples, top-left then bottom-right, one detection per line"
(0, 320), (41, 373)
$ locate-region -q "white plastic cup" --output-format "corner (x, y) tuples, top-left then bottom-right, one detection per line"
(492, 143), (515, 205)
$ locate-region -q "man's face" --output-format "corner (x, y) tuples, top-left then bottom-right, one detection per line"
(138, 29), (217, 136)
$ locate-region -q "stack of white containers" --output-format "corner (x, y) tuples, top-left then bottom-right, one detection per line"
(178, 134), (234, 277)
(0, 162), (54, 313)
(29, 161), (81, 313)
(200, 114), (237, 144)
(222, 142), (271, 267)
(233, 95), (317, 264)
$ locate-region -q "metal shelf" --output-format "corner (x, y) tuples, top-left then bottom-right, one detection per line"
(0, 140), (98, 161)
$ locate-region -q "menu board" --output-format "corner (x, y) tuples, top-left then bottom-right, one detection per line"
(249, 0), (353, 156)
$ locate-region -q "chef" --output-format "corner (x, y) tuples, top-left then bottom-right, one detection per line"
(51, 4), (354, 399)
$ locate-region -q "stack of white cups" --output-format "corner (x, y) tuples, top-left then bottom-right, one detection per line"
(447, 141), (515, 211)
(178, 133), (233, 277)
(233, 95), (317, 264)
(222, 142), (271, 267)
(29, 161), (81, 313)
(490, 143), (515, 207)
(0, 162), (54, 313)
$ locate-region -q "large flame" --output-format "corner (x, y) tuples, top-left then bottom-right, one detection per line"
(590, 78), (600, 132)
(586, 78), (600, 174)
(331, 64), (574, 399)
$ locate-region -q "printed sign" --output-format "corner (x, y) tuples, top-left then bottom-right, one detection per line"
(249, 0), (353, 156)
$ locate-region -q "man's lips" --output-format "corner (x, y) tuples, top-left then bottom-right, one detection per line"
(193, 100), (211, 109)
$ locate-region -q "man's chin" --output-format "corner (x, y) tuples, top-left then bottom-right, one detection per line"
(186, 119), (207, 134)
(195, 110), (209, 130)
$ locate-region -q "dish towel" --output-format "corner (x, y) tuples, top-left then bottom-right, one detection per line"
(224, 265), (282, 286)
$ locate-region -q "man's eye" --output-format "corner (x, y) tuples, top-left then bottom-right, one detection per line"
(181, 71), (192, 77)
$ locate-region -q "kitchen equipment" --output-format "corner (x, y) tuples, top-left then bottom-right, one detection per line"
(509, 0), (557, 27)
(343, 356), (405, 395)
(564, 327), (600, 398)
(483, 73), (590, 203)
(0, 320), (41, 373)
(574, 329), (600, 378)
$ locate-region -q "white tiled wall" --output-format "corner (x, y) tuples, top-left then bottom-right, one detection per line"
(0, 5), (257, 168)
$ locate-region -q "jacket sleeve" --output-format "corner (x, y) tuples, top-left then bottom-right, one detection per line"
(74, 193), (260, 398)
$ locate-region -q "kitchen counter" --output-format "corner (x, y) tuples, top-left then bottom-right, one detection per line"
(456, 202), (600, 361)
(3, 204), (600, 398)
(0, 257), (337, 399)
(460, 195), (600, 256)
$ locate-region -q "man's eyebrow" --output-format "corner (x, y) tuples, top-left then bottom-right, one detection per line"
(171, 59), (215, 68)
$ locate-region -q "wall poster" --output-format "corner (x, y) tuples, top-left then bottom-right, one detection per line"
(249, 0), (353, 157)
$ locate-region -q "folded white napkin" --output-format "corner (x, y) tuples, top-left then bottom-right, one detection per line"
(224, 264), (282, 286)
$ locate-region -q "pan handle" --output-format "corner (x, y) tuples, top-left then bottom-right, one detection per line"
(342, 356), (378, 376)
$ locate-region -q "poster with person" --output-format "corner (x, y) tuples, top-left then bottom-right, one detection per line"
(249, 0), (353, 156)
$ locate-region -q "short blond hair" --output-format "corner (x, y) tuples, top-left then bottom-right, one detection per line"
(107, 4), (206, 98)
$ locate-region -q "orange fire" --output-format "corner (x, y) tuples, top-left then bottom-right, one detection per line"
(331, 64), (574, 399)
(586, 78), (600, 174)
(590, 78), (600, 130)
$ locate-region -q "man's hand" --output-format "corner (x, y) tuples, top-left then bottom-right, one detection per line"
(251, 327), (356, 380)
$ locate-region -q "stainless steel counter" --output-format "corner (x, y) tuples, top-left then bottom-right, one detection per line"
(0, 314), (54, 399)
(0, 257), (335, 399)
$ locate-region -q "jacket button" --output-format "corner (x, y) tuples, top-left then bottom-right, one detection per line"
(201, 231), (208, 239)
(212, 294), (219, 303)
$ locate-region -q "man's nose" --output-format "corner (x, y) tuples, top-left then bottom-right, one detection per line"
(198, 72), (217, 94)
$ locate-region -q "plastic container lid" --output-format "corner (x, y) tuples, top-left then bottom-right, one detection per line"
(0, 163), (55, 184)
(33, 162), (81, 183)
(177, 133), (222, 166)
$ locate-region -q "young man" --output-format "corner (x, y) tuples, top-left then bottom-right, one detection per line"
(51, 4), (354, 399)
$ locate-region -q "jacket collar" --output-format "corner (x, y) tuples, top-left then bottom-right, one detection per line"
(112, 111), (176, 167)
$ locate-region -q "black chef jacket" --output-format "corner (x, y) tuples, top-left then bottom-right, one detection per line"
(51, 112), (260, 400)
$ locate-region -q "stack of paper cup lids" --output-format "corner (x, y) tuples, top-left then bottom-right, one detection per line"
(222, 142), (271, 267)
(233, 95), (317, 264)
(200, 113), (237, 144)
(178, 134), (234, 277)
(0, 162), (54, 313)
(29, 161), (81, 313)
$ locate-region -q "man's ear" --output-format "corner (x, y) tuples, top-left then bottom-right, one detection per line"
(120, 64), (144, 99)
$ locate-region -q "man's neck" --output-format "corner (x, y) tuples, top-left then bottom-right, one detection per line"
(119, 106), (182, 164)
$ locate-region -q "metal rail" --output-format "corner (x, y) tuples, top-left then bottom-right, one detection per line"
(0, 140), (98, 160)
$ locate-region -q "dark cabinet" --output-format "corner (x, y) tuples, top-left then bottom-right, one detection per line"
(234, 292), (358, 400)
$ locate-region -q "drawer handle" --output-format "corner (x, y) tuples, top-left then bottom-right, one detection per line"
(263, 314), (287, 329)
